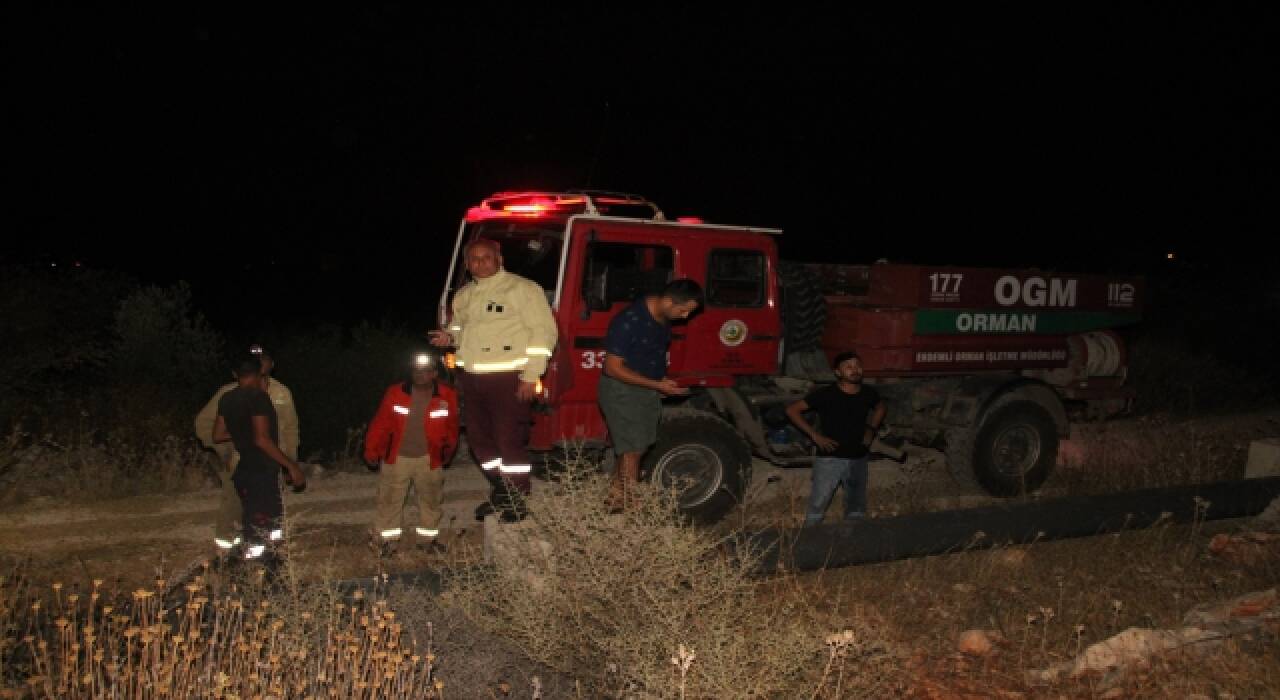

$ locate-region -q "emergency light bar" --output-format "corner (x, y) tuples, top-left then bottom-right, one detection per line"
(464, 191), (664, 222)
(465, 193), (587, 222)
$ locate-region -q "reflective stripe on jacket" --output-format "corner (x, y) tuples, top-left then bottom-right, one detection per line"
(449, 269), (557, 382)
(363, 381), (459, 467)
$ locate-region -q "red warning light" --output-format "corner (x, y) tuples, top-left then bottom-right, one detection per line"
(465, 194), (589, 222)
(505, 204), (548, 214)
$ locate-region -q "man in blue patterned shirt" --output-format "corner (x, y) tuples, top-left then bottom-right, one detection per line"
(598, 279), (703, 511)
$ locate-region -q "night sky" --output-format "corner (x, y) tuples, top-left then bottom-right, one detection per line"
(7, 4), (1277, 326)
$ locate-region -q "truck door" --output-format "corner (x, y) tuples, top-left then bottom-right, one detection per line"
(559, 221), (678, 405)
(675, 240), (781, 381)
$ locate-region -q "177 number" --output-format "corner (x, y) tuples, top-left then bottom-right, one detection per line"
(929, 273), (964, 295)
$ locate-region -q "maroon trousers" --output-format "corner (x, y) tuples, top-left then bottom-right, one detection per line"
(458, 371), (533, 495)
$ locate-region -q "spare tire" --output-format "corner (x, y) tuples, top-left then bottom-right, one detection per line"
(778, 261), (827, 352)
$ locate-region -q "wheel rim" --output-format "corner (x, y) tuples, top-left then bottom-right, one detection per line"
(652, 443), (724, 509)
(990, 424), (1042, 478)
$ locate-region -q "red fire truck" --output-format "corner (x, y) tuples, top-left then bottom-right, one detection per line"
(439, 191), (1143, 521)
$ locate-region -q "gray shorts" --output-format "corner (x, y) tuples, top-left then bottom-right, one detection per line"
(598, 374), (662, 455)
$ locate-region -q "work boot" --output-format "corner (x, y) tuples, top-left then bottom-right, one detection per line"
(475, 485), (510, 520)
(498, 486), (529, 522)
(210, 549), (242, 575)
(475, 469), (509, 521)
(499, 507), (527, 523)
(214, 540), (242, 565)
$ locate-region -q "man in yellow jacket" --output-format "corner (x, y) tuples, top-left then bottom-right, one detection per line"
(195, 344), (299, 552)
(430, 238), (557, 521)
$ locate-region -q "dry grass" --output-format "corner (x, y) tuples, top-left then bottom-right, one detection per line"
(7, 513), (1275, 699)
(819, 515), (1279, 697)
(319, 425), (375, 475)
(1057, 412), (1266, 496)
(5, 410), (1279, 697)
(0, 549), (445, 699)
(0, 423), (211, 506)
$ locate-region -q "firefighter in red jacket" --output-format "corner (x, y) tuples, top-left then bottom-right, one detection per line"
(364, 350), (459, 555)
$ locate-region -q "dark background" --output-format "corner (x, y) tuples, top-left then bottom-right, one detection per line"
(6, 4), (1278, 329)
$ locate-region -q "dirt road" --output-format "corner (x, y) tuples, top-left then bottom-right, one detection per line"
(0, 447), (1000, 585)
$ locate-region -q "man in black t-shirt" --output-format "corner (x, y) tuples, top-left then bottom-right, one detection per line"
(213, 354), (307, 564)
(785, 351), (887, 526)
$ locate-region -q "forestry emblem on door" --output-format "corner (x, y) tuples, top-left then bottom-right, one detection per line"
(719, 320), (748, 347)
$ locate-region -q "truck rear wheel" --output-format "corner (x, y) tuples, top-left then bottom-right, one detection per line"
(946, 400), (1058, 497)
(643, 410), (751, 523)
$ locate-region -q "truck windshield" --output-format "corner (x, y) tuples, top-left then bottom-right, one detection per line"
(450, 221), (565, 295)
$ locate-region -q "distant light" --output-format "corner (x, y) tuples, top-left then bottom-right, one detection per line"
(1166, 252), (1175, 261)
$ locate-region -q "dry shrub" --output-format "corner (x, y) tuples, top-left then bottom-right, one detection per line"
(0, 426), (212, 506)
(384, 585), (578, 699)
(444, 454), (867, 698)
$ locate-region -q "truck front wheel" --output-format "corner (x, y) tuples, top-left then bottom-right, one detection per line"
(947, 400), (1059, 497)
(642, 410), (751, 523)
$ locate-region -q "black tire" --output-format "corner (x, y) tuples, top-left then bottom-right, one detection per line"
(946, 400), (1058, 497)
(642, 410), (752, 523)
(778, 261), (827, 351)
